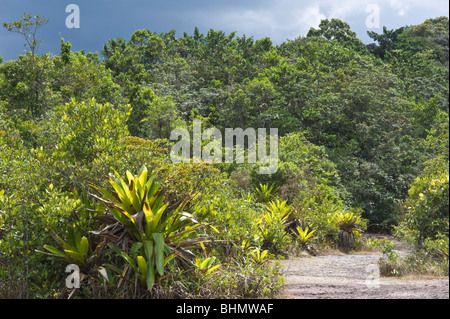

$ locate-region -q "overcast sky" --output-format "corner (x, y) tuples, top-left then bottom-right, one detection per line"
(0, 0), (448, 61)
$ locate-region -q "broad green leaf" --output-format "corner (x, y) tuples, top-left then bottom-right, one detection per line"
(53, 233), (75, 251)
(138, 165), (148, 177)
(143, 240), (153, 261)
(146, 177), (159, 201)
(126, 170), (135, 184)
(64, 249), (84, 264)
(200, 257), (212, 269)
(114, 172), (136, 211)
(146, 261), (155, 290)
(111, 208), (129, 224)
(79, 236), (89, 257)
(73, 230), (82, 252)
(205, 264), (221, 276)
(88, 183), (124, 218)
(150, 203), (169, 233)
(260, 250), (269, 259)
(108, 243), (138, 274)
(120, 251), (138, 274)
(88, 183), (120, 205)
(137, 256), (147, 277)
(109, 177), (133, 214)
(153, 233), (165, 276)
(143, 202), (154, 236)
(43, 245), (69, 260)
(164, 252), (176, 265)
(138, 169), (148, 198)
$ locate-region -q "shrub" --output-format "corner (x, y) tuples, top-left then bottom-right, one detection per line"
(396, 157), (449, 245)
(257, 200), (292, 255)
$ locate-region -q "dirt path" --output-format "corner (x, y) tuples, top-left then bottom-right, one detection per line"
(279, 239), (449, 299)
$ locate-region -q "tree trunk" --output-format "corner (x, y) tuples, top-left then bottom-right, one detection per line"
(338, 230), (353, 253)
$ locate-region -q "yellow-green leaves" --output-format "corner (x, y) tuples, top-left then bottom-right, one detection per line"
(255, 183), (279, 203)
(292, 226), (317, 245)
(78, 236), (89, 257)
(195, 256), (221, 278)
(335, 212), (362, 234)
(41, 231), (91, 268)
(89, 167), (208, 291)
(109, 236), (167, 290)
(137, 256), (147, 279)
(264, 200), (291, 224)
(249, 248), (270, 264)
(51, 99), (131, 165)
(42, 244), (70, 260)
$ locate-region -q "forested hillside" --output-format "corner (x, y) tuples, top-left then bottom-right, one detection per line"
(0, 14), (448, 298)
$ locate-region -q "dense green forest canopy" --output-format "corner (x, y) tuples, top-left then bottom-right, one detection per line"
(0, 14), (448, 298)
(1, 16), (447, 229)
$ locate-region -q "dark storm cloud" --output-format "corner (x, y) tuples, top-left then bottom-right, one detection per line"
(0, 0), (448, 61)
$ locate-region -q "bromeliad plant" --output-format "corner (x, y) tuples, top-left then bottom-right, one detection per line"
(257, 200), (293, 253)
(88, 166), (211, 290)
(336, 212), (363, 235)
(107, 236), (171, 290)
(255, 184), (279, 203)
(262, 200), (292, 225)
(291, 226), (318, 256)
(40, 227), (92, 270)
(291, 226), (317, 246)
(248, 248), (270, 265)
(334, 211), (365, 252)
(195, 256), (222, 278)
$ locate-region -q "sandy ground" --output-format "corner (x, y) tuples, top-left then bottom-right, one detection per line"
(278, 238), (449, 299)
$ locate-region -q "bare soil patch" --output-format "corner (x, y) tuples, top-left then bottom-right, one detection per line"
(278, 236), (449, 299)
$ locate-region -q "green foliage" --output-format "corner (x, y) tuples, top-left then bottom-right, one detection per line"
(307, 18), (364, 51)
(396, 158), (449, 244)
(87, 166), (210, 290)
(190, 259), (284, 299)
(255, 183), (279, 203)
(367, 16), (448, 64)
(335, 212), (364, 235)
(291, 226), (316, 246)
(248, 248), (270, 265)
(141, 95), (185, 140)
(52, 98), (129, 164)
(194, 191), (263, 246)
(30, 98), (131, 192)
(194, 256), (222, 278)
(378, 240), (403, 277)
(42, 229), (91, 268)
(89, 166), (202, 244)
(423, 233), (449, 275)
(1, 12), (448, 297)
(364, 237), (386, 249)
(367, 26), (406, 59)
(261, 200), (292, 226)
(292, 184), (344, 241)
(3, 13), (49, 56)
(60, 38), (72, 64)
(2, 13), (50, 120)
(257, 200), (292, 254)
